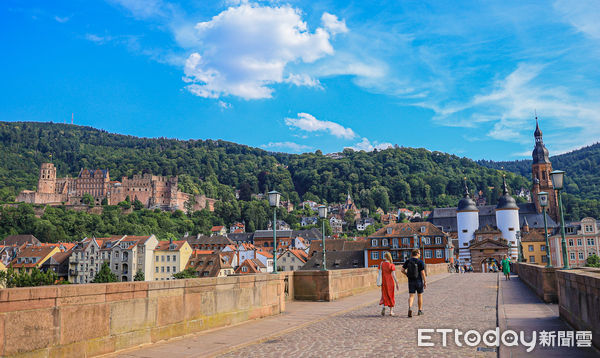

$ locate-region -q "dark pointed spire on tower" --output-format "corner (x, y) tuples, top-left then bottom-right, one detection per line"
(463, 177), (470, 197)
(532, 114), (550, 164)
(502, 174), (509, 195)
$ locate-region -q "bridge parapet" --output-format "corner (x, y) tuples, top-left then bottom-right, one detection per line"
(557, 267), (600, 350)
(513, 262), (558, 303)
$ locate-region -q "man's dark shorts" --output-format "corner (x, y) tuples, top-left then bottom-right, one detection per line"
(408, 279), (424, 294)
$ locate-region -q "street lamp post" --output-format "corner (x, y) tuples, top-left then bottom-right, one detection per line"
(549, 170), (569, 269)
(538, 191), (552, 267)
(318, 205), (328, 271)
(268, 190), (281, 274)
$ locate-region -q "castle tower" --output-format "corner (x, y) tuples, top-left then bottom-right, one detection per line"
(496, 176), (520, 260)
(37, 163), (57, 194)
(457, 179), (478, 264)
(531, 118), (558, 221)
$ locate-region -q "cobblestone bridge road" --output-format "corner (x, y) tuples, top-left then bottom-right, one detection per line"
(221, 273), (499, 358)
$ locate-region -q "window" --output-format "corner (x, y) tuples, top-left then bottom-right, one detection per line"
(423, 237), (431, 245)
(587, 238), (595, 246)
(435, 249), (443, 258)
(166, 255), (170, 262)
(382, 239), (388, 247)
(528, 245), (534, 252)
(156, 256), (159, 262)
(424, 250), (432, 259)
(578, 252), (584, 260)
(435, 237), (442, 245)
(462, 229), (468, 233)
(115, 264), (119, 270)
(570, 252), (576, 260)
(584, 224), (594, 233)
(155, 267), (159, 273)
(529, 256), (535, 263)
(161, 266), (164, 272)
(577, 239), (582, 246)
(161, 255), (165, 262)
(414, 240), (419, 248)
(392, 238), (399, 248)
(172, 266), (176, 272)
(172, 255), (176, 262)
(540, 245), (546, 251)
(391, 251), (398, 259)
(371, 251), (379, 260)
(542, 255), (548, 263)
(508, 227), (515, 231)
(371, 239), (378, 247)
(402, 238), (409, 245)
(569, 239), (574, 246)
(420, 226), (426, 233)
(386, 228), (393, 235)
(166, 266), (170, 273)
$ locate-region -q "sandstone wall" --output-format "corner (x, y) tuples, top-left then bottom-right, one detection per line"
(514, 262), (558, 303)
(0, 274), (285, 357)
(294, 263), (448, 301)
(556, 268), (600, 350)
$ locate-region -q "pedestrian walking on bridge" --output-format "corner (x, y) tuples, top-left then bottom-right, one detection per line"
(402, 249), (427, 317)
(378, 251), (399, 316)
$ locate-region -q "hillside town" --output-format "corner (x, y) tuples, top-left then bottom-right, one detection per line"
(1, 122), (599, 286)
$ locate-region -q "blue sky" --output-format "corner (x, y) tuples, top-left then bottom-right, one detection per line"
(1, 0), (599, 160)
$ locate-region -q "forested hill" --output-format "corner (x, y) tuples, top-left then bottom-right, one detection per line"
(0, 121), (595, 218)
(477, 143), (600, 201)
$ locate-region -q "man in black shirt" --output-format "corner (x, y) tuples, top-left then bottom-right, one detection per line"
(402, 249), (427, 317)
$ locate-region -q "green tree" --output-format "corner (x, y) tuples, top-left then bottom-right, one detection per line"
(82, 193), (94, 206)
(133, 198), (144, 211)
(173, 268), (198, 279)
(133, 270), (145, 281)
(0, 267), (58, 288)
(92, 262), (118, 283)
(101, 197), (108, 206)
(585, 254), (600, 268)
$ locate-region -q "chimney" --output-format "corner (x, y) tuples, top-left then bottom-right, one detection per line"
(169, 237), (173, 245)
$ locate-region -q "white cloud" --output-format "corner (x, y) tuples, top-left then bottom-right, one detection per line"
(432, 63), (600, 151)
(108, 0), (174, 19)
(554, 0), (600, 40)
(285, 113), (356, 139)
(346, 138), (393, 152)
(262, 141), (312, 152)
(182, 3), (342, 99)
(321, 13), (348, 35)
(54, 16), (70, 23)
(85, 33), (112, 44)
(284, 74), (322, 88)
(218, 100), (232, 109)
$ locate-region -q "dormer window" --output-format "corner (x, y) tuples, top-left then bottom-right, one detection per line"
(420, 226), (426, 233)
(386, 228), (393, 235)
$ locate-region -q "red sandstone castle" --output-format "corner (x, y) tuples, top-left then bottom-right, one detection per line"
(16, 163), (216, 212)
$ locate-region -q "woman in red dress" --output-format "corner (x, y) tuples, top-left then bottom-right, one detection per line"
(379, 251), (399, 316)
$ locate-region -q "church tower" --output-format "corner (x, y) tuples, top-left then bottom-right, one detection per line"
(530, 118), (558, 221)
(457, 179), (478, 264)
(37, 163), (57, 194)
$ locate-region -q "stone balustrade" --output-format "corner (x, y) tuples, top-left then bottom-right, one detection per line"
(556, 268), (600, 350)
(294, 263), (449, 301)
(0, 274), (285, 357)
(0, 262), (450, 357)
(513, 262), (558, 303)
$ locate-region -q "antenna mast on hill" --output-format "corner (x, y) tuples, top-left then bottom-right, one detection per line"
(71, 113), (74, 125)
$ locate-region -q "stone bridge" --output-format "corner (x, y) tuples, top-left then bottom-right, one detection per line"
(1, 264), (598, 357)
